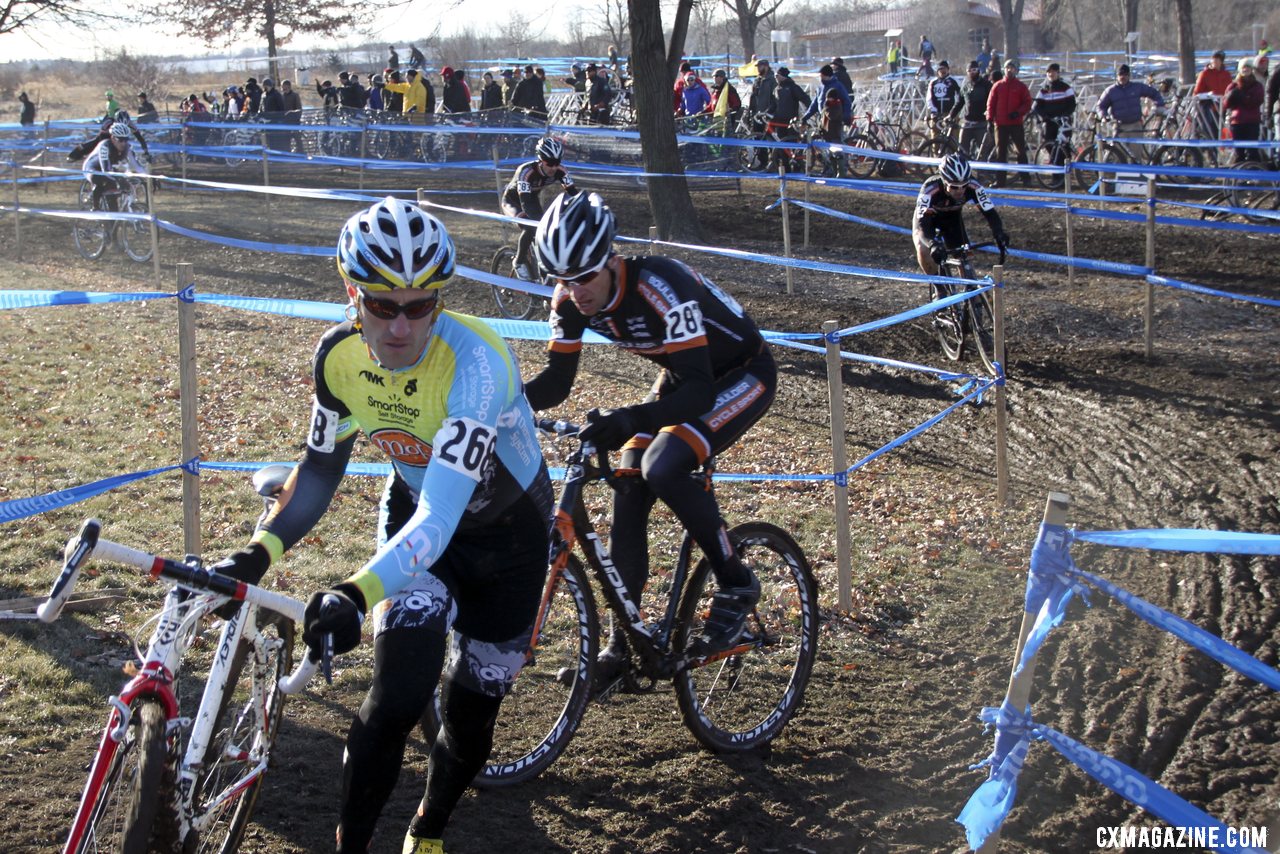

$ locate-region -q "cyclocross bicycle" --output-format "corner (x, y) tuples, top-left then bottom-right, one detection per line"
(39, 467), (330, 854)
(73, 176), (153, 264)
(929, 240), (1006, 376)
(425, 419), (820, 786)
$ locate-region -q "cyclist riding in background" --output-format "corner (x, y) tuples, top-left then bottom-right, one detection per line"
(68, 109), (151, 162)
(500, 136), (576, 281)
(210, 196), (553, 854)
(82, 122), (147, 210)
(913, 152), (1008, 276)
(525, 190), (777, 688)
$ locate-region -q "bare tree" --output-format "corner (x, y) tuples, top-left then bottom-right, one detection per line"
(102, 49), (172, 105)
(155, 0), (364, 82)
(995, 0), (1026, 66)
(0, 0), (116, 37)
(627, 0), (700, 241)
(720, 0), (785, 58)
(1174, 0), (1194, 84)
(605, 0), (629, 52)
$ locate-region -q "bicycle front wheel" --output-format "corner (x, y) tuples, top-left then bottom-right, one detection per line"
(674, 522), (818, 752)
(71, 700), (177, 854)
(1032, 142), (1067, 190)
(842, 133), (879, 179)
(424, 554), (598, 787)
(930, 281), (965, 361)
(183, 609), (295, 854)
(967, 287), (999, 376)
(489, 245), (543, 321)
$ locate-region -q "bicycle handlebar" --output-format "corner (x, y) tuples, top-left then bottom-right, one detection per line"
(40, 518), (323, 694)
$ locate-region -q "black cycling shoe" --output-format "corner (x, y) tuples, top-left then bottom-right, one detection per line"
(689, 573), (761, 657)
(556, 638), (629, 699)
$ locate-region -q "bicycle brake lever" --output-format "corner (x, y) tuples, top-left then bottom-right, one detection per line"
(321, 633), (334, 684)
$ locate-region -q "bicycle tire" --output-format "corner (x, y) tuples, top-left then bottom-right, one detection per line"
(1150, 143), (1203, 185)
(1032, 142), (1067, 190)
(913, 135), (956, 166)
(182, 609), (295, 854)
(967, 287), (999, 376)
(930, 281), (965, 361)
(70, 700), (176, 854)
(673, 522), (818, 753)
(117, 186), (153, 264)
(423, 554), (598, 787)
(737, 136), (769, 173)
(489, 246), (543, 321)
(222, 129), (250, 168)
(896, 130), (929, 180)
(842, 133), (879, 179)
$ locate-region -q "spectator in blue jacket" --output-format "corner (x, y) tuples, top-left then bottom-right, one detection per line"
(677, 71), (712, 115)
(1096, 64), (1166, 136)
(803, 63), (852, 128)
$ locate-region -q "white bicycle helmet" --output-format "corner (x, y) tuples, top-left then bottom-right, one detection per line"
(109, 122), (132, 140)
(939, 152), (971, 184)
(535, 136), (564, 164)
(534, 191), (615, 279)
(336, 197), (455, 291)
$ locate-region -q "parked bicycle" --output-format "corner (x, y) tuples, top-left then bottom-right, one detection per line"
(39, 467), (332, 854)
(843, 112), (923, 180)
(928, 240), (1006, 375)
(423, 419), (820, 786)
(72, 176), (153, 263)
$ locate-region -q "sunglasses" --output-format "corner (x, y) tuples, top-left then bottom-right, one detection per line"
(945, 182), (967, 192)
(556, 268), (601, 285)
(359, 290), (438, 320)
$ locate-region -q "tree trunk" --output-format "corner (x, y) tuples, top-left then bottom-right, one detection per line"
(667, 0), (693, 79)
(264, 0), (279, 83)
(1175, 0), (1195, 85)
(997, 0), (1025, 65)
(1122, 0), (1140, 36)
(628, 0), (701, 242)
(737, 12), (756, 59)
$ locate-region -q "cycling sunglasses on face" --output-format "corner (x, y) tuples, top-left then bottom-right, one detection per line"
(556, 268), (600, 285)
(945, 182), (967, 193)
(359, 289), (438, 320)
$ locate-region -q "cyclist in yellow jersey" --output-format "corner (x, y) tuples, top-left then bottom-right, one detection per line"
(210, 197), (551, 854)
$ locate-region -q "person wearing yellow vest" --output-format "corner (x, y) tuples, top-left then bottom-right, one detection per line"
(888, 41), (901, 74)
(384, 68), (430, 120)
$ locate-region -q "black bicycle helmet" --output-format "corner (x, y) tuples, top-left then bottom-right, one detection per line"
(534, 191), (615, 279)
(939, 152), (971, 184)
(535, 136), (564, 164)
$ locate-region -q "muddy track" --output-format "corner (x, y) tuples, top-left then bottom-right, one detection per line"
(3, 161), (1277, 852)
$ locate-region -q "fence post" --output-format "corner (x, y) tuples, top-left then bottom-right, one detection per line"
(992, 264), (1009, 505)
(1064, 201), (1075, 288)
(492, 140), (505, 207)
(1095, 136), (1107, 196)
(42, 119), (50, 195)
(649, 224), (658, 247)
(358, 119), (368, 191)
(976, 491), (1072, 854)
(146, 174), (161, 287)
(176, 263), (202, 558)
(260, 131), (271, 210)
(822, 320), (854, 612)
(778, 159), (794, 295)
(803, 146), (812, 249)
(10, 158), (19, 260)
(1144, 174), (1156, 360)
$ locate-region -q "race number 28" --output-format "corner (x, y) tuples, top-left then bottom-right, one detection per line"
(664, 300), (705, 344)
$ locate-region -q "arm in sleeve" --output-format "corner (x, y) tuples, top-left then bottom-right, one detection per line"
(627, 344), (714, 435)
(251, 437), (351, 564)
(523, 347), (580, 411)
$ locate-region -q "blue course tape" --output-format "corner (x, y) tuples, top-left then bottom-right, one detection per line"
(156, 220), (331, 255)
(0, 464), (182, 523)
(1074, 527), (1280, 553)
(833, 283), (994, 339)
(0, 289), (174, 310)
(844, 378), (998, 476)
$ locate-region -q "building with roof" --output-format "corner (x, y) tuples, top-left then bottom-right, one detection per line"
(799, 0), (1042, 68)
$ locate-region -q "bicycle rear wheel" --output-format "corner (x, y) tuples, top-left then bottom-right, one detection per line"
(70, 700), (178, 854)
(930, 281), (965, 361)
(423, 554), (598, 787)
(1032, 142), (1067, 190)
(842, 133), (879, 179)
(673, 522), (818, 752)
(489, 245), (543, 321)
(183, 609), (295, 854)
(73, 181), (110, 261)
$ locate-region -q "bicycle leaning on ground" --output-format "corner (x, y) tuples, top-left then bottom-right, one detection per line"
(72, 175), (153, 264)
(927, 239), (1006, 375)
(39, 466), (333, 854)
(423, 418), (820, 786)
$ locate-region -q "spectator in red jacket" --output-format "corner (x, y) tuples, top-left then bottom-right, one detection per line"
(1225, 57), (1266, 163)
(986, 59), (1033, 187)
(1193, 50), (1233, 138)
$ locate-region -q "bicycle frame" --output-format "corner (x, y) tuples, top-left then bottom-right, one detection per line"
(42, 520), (318, 854)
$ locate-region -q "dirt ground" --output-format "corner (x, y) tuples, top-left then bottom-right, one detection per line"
(1, 152), (1278, 854)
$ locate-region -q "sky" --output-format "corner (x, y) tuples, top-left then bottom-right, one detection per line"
(3, 0), (579, 63)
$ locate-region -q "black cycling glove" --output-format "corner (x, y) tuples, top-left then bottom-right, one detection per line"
(302, 582), (366, 657)
(209, 543), (271, 619)
(579, 407), (638, 451)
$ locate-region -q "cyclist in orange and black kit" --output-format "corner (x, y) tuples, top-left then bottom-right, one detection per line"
(500, 136), (575, 280)
(526, 191), (776, 689)
(913, 152), (1008, 276)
